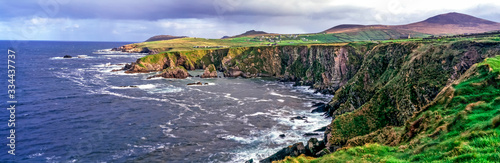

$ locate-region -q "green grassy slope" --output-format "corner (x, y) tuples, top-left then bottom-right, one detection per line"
(277, 55), (500, 163)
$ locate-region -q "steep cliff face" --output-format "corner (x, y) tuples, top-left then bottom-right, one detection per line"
(125, 49), (229, 73)
(278, 55), (500, 162)
(124, 45), (365, 93)
(324, 41), (500, 151)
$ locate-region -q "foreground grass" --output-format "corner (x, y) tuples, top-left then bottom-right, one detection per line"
(277, 55), (500, 163)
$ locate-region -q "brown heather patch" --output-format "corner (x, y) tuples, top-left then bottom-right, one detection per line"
(464, 101), (485, 113)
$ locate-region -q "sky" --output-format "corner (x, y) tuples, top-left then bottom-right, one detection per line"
(1, 0), (500, 42)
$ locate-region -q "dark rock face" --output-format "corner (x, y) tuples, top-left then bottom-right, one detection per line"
(303, 133), (320, 136)
(311, 102), (327, 113)
(118, 85), (138, 88)
(63, 55), (72, 58)
(187, 82), (207, 86)
(305, 138), (326, 157)
(146, 67), (191, 79)
(290, 115), (307, 121)
(201, 64), (218, 78)
(260, 142), (306, 163)
(313, 126), (327, 132)
(223, 67), (243, 77)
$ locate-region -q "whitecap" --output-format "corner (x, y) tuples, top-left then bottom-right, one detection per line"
(224, 93), (239, 101)
(269, 91), (300, 99)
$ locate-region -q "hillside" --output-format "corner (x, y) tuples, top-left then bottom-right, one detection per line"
(324, 12), (500, 36)
(230, 30), (274, 38)
(278, 55), (500, 162)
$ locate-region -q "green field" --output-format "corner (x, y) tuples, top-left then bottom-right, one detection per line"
(128, 29), (430, 52)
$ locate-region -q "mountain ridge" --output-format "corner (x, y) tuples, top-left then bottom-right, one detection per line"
(324, 12), (500, 35)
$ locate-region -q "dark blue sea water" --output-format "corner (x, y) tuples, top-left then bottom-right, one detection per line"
(0, 41), (331, 162)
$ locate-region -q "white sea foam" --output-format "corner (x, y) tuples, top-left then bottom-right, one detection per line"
(137, 84), (156, 89)
(224, 93), (240, 101)
(100, 54), (146, 58)
(269, 91), (300, 99)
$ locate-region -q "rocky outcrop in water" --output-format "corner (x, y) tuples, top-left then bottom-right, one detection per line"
(201, 64), (218, 78)
(260, 142), (306, 163)
(111, 44), (151, 53)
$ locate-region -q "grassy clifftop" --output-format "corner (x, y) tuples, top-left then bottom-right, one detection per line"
(278, 55), (500, 162)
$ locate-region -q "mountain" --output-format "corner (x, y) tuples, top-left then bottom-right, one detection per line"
(230, 30), (274, 38)
(324, 12), (500, 36)
(145, 35), (187, 42)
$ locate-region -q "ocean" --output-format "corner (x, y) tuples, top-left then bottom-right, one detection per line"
(0, 41), (331, 162)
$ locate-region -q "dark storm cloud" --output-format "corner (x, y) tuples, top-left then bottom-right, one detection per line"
(0, 0), (370, 21)
(1, 0), (220, 20)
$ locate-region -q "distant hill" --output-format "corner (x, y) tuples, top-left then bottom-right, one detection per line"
(230, 30), (276, 38)
(324, 12), (500, 36)
(145, 35), (187, 42)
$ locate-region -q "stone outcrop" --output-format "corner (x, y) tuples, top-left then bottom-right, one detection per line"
(146, 67), (191, 79)
(200, 64), (218, 78)
(111, 44), (152, 54)
(260, 142), (306, 163)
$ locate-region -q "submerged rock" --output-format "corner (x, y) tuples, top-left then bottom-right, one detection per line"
(311, 102), (327, 113)
(313, 126), (328, 132)
(201, 64), (218, 78)
(147, 66), (191, 79)
(187, 82), (203, 86)
(290, 115), (307, 121)
(118, 85), (138, 88)
(260, 142), (306, 163)
(303, 133), (320, 136)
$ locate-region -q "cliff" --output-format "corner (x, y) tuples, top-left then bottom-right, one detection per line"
(124, 45), (368, 93)
(122, 38), (500, 162)
(324, 41), (500, 151)
(277, 54), (500, 162)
